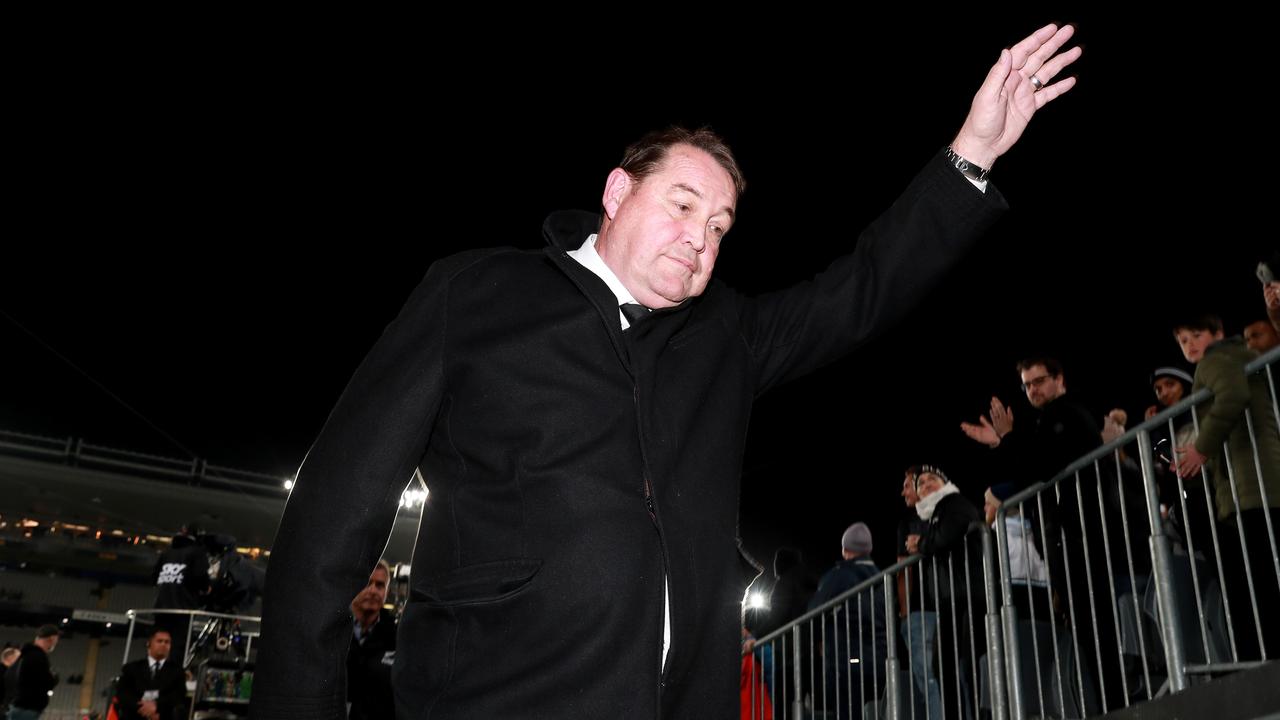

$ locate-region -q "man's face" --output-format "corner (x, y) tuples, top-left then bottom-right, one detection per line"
(1174, 327), (1224, 364)
(901, 472), (920, 507)
(1244, 320), (1280, 353)
(596, 145), (737, 309)
(148, 631), (172, 661)
(916, 472), (945, 499)
(1020, 364), (1065, 409)
(354, 567), (390, 614)
(1152, 376), (1185, 408)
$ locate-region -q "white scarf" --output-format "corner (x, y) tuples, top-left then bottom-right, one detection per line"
(915, 482), (960, 521)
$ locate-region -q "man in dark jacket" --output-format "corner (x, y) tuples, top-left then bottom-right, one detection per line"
(808, 523), (886, 720)
(905, 466), (983, 720)
(962, 357), (1126, 713)
(116, 628), (186, 720)
(7, 625), (59, 719)
(253, 25), (1081, 719)
(347, 561), (396, 720)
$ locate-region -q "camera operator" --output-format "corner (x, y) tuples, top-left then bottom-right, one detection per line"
(152, 522), (210, 669)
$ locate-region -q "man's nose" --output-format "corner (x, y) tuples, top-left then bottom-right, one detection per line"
(682, 220), (706, 252)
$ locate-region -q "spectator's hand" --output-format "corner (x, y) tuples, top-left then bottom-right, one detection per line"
(1101, 409), (1127, 444)
(351, 584), (379, 616)
(906, 534), (921, 554)
(961, 398), (1007, 448)
(1265, 282), (1280, 310)
(960, 417), (1001, 447)
(950, 24), (1082, 169)
(138, 699), (159, 720)
(989, 397), (1014, 437)
(1176, 444), (1209, 478)
(1144, 404), (1160, 420)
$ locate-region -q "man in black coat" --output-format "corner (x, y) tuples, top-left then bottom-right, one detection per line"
(253, 25), (1081, 720)
(7, 625), (59, 719)
(905, 466), (984, 720)
(347, 561), (396, 720)
(116, 628), (187, 720)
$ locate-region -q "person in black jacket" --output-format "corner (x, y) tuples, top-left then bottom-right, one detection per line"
(347, 561), (396, 720)
(906, 466), (983, 720)
(253, 25), (1082, 720)
(808, 522), (886, 720)
(962, 357), (1125, 713)
(0, 646), (21, 715)
(115, 628), (186, 720)
(7, 625), (59, 719)
(152, 523), (210, 670)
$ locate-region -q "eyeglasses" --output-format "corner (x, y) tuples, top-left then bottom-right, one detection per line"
(1020, 374), (1053, 392)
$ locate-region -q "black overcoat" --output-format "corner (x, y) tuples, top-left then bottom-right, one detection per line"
(253, 152), (1005, 719)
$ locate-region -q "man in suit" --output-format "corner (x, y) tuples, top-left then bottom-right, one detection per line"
(116, 628), (186, 720)
(347, 561), (396, 720)
(254, 24), (1081, 720)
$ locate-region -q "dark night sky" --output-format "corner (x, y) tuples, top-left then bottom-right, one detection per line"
(2, 13), (1271, 575)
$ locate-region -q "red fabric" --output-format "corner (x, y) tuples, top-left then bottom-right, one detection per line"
(740, 653), (773, 720)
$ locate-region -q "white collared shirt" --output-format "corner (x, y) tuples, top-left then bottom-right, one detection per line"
(568, 234), (644, 330)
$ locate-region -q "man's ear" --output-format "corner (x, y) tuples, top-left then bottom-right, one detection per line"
(602, 168), (633, 220)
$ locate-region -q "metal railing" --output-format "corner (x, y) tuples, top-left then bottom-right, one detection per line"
(746, 345), (1279, 719)
(0, 427), (292, 496)
(746, 523), (1003, 720)
(122, 607), (261, 720)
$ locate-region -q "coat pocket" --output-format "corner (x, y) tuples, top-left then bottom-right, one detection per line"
(413, 558), (542, 607)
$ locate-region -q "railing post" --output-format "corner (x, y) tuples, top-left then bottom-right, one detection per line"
(1137, 427), (1188, 692)
(884, 574), (900, 720)
(792, 624), (804, 719)
(982, 526), (1011, 720)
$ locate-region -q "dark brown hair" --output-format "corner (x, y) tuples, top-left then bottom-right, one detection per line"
(618, 126), (746, 198)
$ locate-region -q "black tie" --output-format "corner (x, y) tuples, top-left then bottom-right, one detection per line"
(620, 302), (649, 329)
(151, 661), (158, 679)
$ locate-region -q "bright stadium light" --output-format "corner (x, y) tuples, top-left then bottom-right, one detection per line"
(746, 592), (768, 610)
(283, 479), (294, 490)
(400, 487), (429, 509)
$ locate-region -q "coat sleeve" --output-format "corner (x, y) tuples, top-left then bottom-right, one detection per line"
(114, 663), (142, 716)
(917, 496), (980, 558)
(1194, 351), (1250, 457)
(741, 151), (1007, 395)
(251, 255), (471, 719)
(159, 666), (187, 717)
